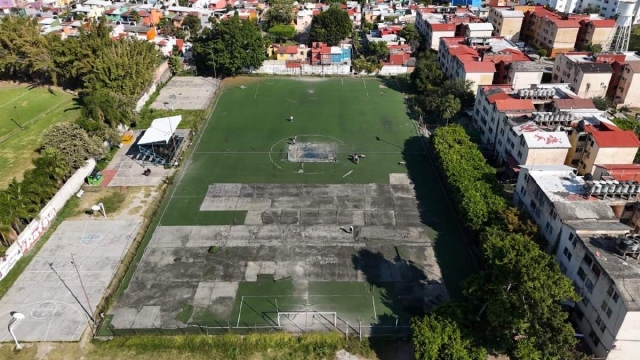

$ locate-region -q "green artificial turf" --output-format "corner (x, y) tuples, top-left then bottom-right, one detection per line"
(0, 85), (80, 188)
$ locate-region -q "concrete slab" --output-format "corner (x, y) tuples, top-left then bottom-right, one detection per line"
(150, 77), (218, 110)
(0, 219), (141, 342)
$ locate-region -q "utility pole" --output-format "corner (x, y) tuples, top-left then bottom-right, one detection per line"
(211, 49), (217, 79)
(71, 253), (95, 328)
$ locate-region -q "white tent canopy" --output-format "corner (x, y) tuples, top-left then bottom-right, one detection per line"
(138, 115), (182, 145)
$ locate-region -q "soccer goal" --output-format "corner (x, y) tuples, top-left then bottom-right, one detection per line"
(277, 311), (337, 329)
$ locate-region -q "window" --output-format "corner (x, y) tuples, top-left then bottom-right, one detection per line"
(530, 200), (537, 211)
(584, 254), (593, 267)
(575, 306), (584, 321)
(595, 315), (607, 333)
(545, 221), (553, 234)
(560, 262), (568, 274)
(577, 267), (587, 281)
(550, 208), (557, 220)
(578, 134), (587, 141)
(612, 291), (620, 303)
(591, 264), (601, 279)
(585, 278), (594, 294)
(576, 147), (584, 153)
(601, 300), (613, 318)
(517, 150), (523, 159)
(589, 329), (600, 347)
(563, 246), (573, 261)
(524, 173), (530, 183)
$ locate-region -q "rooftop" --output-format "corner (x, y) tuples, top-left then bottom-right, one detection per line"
(585, 122), (640, 148)
(496, 9), (524, 18)
(521, 165), (618, 221)
(575, 232), (640, 311)
(553, 98), (596, 110)
(465, 22), (494, 31)
(521, 131), (571, 149)
(577, 62), (613, 74)
(594, 164), (640, 182)
(510, 60), (546, 72)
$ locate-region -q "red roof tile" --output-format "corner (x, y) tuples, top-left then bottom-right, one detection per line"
(589, 19), (615, 27)
(486, 91), (511, 103)
(462, 61), (496, 73)
(277, 46), (299, 54)
(586, 124), (640, 148)
(596, 164), (640, 181)
(430, 23), (456, 31)
(553, 98), (596, 110)
(494, 99), (535, 111)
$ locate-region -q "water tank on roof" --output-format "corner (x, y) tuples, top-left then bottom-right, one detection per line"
(615, 181), (624, 194)
(593, 181), (602, 195)
(543, 113), (550, 122)
(622, 181), (630, 194)
(601, 181), (610, 194)
(585, 180), (594, 193)
(628, 182), (636, 194)
(518, 89), (525, 98)
(609, 180), (618, 194)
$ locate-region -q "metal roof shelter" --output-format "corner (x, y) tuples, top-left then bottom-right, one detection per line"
(136, 116), (184, 166)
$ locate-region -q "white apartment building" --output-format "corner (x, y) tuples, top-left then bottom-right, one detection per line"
(555, 225), (640, 360)
(521, 0), (640, 20)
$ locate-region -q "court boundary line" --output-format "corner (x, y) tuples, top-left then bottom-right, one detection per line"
(158, 82), (226, 226)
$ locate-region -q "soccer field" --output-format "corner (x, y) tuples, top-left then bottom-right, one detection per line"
(105, 77), (477, 337)
(0, 85), (79, 187)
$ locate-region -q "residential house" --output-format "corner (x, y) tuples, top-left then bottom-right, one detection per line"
(38, 17), (60, 34)
(276, 45), (309, 62)
(462, 22), (494, 38)
(295, 9), (313, 33)
(310, 42), (351, 65)
(488, 7), (524, 41)
(73, 5), (106, 19)
(122, 25), (157, 41)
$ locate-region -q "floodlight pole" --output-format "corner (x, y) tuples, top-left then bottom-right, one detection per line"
(8, 312), (25, 350)
(71, 253), (95, 330)
(13, 106), (23, 129)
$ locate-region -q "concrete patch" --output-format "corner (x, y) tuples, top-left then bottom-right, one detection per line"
(150, 77), (218, 110)
(389, 173), (412, 185)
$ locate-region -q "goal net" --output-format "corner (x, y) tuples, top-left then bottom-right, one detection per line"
(277, 311), (337, 331)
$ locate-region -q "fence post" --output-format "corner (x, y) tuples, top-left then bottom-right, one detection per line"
(179, 324), (185, 334)
(359, 321), (362, 341)
(346, 321), (348, 338)
(198, 323), (205, 334)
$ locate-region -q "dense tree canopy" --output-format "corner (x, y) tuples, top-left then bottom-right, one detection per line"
(309, 7), (352, 46)
(41, 122), (105, 172)
(399, 23), (421, 50)
(193, 13), (265, 76)
(412, 314), (487, 360)
(421, 124), (581, 360)
(264, 0), (294, 27)
(181, 14), (202, 39)
(268, 24), (296, 43)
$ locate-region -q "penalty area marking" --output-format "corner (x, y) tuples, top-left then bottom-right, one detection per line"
(371, 296), (377, 320)
(236, 296), (244, 327)
(268, 134), (347, 174)
(286, 98), (296, 103)
(342, 170), (353, 178)
(254, 84), (259, 98)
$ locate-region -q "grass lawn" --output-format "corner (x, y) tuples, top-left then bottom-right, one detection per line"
(0, 84), (80, 188)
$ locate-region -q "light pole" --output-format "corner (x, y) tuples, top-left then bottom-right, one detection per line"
(211, 49), (217, 79)
(8, 312), (25, 350)
(71, 254), (95, 330)
(13, 106), (23, 129)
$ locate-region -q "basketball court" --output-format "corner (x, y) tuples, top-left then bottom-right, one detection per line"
(0, 219), (141, 341)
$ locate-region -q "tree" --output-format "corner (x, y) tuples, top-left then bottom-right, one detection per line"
(264, 0), (294, 27)
(168, 55), (182, 74)
(464, 228), (579, 358)
(592, 95), (613, 111)
(268, 24), (296, 43)
(411, 51), (446, 93)
(181, 14), (202, 39)
(399, 23), (421, 50)
(441, 79), (475, 108)
(129, 10), (141, 23)
(193, 13), (265, 76)
(309, 6), (352, 46)
(81, 89), (138, 128)
(352, 56), (379, 74)
(537, 48), (548, 57)
(366, 41), (389, 63)
(412, 314), (486, 360)
(41, 122), (105, 172)
(439, 95), (461, 125)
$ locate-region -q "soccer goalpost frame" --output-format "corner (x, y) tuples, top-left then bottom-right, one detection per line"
(276, 311), (338, 328)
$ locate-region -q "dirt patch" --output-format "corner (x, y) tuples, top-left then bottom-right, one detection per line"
(73, 187), (157, 220)
(223, 76), (262, 87)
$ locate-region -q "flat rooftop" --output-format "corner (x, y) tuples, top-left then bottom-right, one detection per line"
(522, 165), (618, 221)
(577, 232), (640, 311)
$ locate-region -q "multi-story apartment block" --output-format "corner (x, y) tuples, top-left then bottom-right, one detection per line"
(514, 164), (640, 359)
(415, 6), (483, 50)
(552, 52), (613, 98)
(438, 36), (534, 93)
(488, 7), (524, 41)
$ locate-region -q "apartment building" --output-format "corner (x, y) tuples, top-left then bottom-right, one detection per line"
(438, 36), (534, 93)
(415, 6), (482, 50)
(488, 7), (524, 41)
(614, 62), (640, 108)
(565, 120), (640, 175)
(552, 53), (613, 98)
(575, 19), (616, 50)
(512, 164), (640, 359)
(506, 61), (546, 89)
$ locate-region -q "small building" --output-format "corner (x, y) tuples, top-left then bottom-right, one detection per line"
(575, 19), (616, 50)
(415, 6), (483, 51)
(276, 45), (308, 62)
(310, 42), (351, 65)
(506, 61), (545, 89)
(295, 9), (313, 33)
(552, 52), (613, 98)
